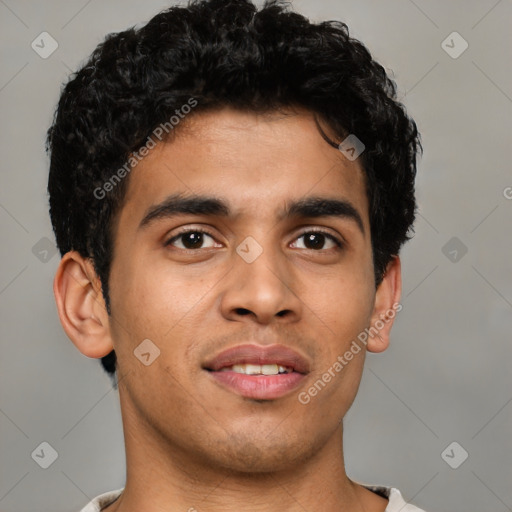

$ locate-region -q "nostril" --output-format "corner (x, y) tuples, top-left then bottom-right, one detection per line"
(235, 308), (252, 316)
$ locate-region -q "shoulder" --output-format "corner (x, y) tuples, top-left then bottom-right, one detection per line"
(363, 485), (428, 512)
(78, 488), (124, 512)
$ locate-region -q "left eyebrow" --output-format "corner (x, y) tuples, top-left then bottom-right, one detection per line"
(138, 193), (365, 234)
(283, 196), (365, 234)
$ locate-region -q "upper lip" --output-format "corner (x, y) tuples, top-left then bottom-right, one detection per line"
(203, 344), (311, 374)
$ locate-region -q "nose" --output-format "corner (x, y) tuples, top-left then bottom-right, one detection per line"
(219, 238), (302, 325)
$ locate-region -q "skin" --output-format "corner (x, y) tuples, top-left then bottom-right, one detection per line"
(54, 107), (401, 512)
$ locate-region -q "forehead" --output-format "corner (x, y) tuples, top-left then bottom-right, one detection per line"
(118, 108), (369, 231)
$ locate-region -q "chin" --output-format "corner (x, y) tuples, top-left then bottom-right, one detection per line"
(197, 428), (323, 475)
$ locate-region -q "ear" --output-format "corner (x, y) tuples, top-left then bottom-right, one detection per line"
(53, 251), (113, 358)
(366, 255), (402, 354)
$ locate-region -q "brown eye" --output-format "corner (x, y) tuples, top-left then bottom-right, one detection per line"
(166, 230), (219, 250)
(290, 231), (341, 251)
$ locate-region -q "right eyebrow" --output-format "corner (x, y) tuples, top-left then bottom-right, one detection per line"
(138, 193), (230, 230)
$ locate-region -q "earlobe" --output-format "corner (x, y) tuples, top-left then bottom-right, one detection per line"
(366, 256), (402, 354)
(53, 251), (114, 358)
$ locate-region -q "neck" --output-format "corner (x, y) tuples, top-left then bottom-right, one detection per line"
(104, 393), (386, 512)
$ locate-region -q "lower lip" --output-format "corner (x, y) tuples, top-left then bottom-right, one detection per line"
(208, 370), (306, 400)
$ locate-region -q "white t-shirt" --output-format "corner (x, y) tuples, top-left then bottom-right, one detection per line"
(79, 485), (426, 511)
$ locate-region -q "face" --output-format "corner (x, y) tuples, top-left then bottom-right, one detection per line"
(107, 108), (378, 473)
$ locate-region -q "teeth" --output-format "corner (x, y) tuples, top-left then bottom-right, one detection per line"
(222, 363), (293, 375)
(261, 364), (279, 375)
(245, 364), (262, 375)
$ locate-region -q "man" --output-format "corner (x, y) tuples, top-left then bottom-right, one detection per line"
(47, 0), (424, 510)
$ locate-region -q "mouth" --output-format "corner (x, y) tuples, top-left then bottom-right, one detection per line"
(218, 363), (294, 375)
(203, 344), (310, 400)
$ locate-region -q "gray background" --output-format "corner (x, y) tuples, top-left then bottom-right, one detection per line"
(1, 1), (511, 511)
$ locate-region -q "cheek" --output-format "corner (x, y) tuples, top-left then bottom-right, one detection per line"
(302, 265), (375, 414)
(300, 283), (370, 420)
(108, 255), (224, 383)
(108, 261), (207, 406)
(305, 268), (375, 347)
(110, 256), (201, 335)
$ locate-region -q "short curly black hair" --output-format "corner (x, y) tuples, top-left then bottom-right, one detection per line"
(47, 0), (420, 381)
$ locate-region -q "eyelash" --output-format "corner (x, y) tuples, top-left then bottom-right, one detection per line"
(164, 227), (344, 251)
